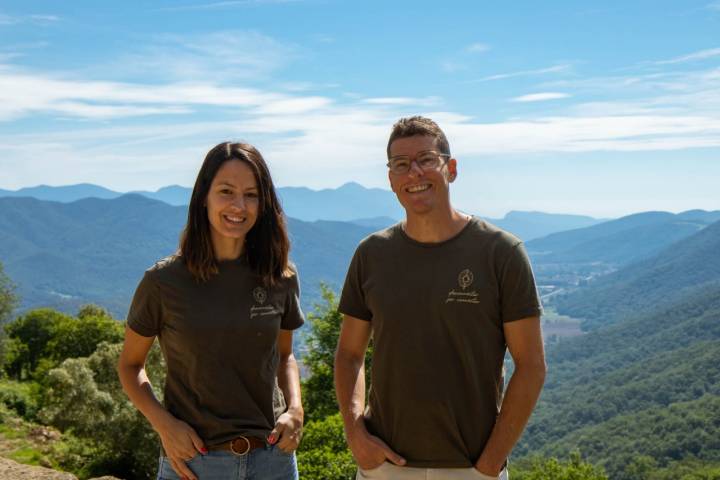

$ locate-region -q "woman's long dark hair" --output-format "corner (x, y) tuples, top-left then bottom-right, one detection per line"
(180, 142), (290, 285)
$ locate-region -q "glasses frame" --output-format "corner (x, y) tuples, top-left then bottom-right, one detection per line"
(386, 150), (451, 175)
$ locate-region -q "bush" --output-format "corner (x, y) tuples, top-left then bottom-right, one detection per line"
(297, 413), (356, 480)
(0, 379), (39, 419)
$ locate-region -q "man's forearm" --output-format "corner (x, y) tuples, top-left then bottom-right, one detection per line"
(476, 363), (546, 473)
(334, 350), (367, 435)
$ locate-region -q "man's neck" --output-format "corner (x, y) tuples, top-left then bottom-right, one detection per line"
(403, 207), (471, 243)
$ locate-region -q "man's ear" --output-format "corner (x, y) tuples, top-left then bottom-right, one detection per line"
(447, 158), (458, 183)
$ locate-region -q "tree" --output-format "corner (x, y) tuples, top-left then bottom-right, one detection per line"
(511, 451), (609, 480)
(3, 306), (123, 380)
(301, 284), (372, 421)
(39, 340), (165, 480)
(3, 308), (69, 379)
(0, 262), (19, 367)
(0, 261), (18, 324)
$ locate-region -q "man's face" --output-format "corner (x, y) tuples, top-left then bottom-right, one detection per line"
(387, 135), (457, 216)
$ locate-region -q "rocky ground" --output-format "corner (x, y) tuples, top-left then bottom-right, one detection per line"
(0, 456), (120, 479)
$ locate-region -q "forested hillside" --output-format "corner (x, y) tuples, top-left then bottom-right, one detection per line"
(518, 247), (720, 478)
(553, 219), (720, 329)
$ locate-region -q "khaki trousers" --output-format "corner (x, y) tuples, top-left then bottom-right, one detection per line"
(356, 462), (509, 480)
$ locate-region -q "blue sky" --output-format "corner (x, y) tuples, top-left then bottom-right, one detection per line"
(1, 0), (719, 217)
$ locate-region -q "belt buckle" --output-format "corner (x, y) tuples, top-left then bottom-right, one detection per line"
(229, 436), (251, 456)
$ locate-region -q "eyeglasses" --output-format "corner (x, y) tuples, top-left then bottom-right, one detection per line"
(386, 150), (450, 175)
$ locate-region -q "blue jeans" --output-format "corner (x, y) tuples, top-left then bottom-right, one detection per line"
(157, 446), (298, 480)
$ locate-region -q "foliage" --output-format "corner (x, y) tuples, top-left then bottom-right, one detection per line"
(297, 413), (356, 480)
(0, 379), (39, 418)
(511, 451), (608, 479)
(3, 305), (123, 379)
(301, 283), (372, 422)
(0, 261), (18, 324)
(38, 340), (165, 479)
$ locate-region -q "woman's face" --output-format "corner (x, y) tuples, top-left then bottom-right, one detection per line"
(206, 159), (260, 243)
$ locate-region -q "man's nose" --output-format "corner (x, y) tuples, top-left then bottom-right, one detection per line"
(408, 160), (425, 178)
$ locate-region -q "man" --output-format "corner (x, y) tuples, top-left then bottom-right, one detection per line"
(334, 116), (546, 480)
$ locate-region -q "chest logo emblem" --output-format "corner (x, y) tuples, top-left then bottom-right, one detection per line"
(253, 286), (267, 304)
(446, 269), (480, 304)
(458, 269), (474, 290)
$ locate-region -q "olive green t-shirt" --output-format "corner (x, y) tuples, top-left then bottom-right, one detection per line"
(127, 255), (304, 446)
(338, 218), (542, 468)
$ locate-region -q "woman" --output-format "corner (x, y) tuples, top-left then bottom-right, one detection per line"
(118, 142), (304, 480)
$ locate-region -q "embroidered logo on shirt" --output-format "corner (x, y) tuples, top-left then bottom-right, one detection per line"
(445, 269), (480, 304)
(253, 286), (267, 304)
(458, 269), (474, 289)
(250, 286), (279, 318)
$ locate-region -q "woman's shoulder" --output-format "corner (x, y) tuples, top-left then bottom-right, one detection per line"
(146, 254), (186, 280)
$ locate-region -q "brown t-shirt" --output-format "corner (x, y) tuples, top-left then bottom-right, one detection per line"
(127, 255), (304, 446)
(339, 218), (542, 468)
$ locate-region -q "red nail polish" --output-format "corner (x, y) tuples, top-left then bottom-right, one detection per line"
(201, 447), (208, 454)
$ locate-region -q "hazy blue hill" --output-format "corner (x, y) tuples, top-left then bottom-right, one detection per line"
(0, 195), (187, 315)
(348, 216), (397, 229)
(287, 218), (375, 300)
(487, 210), (604, 242)
(278, 182), (405, 222)
(0, 183), (122, 202)
(553, 219), (720, 329)
(0, 195), (374, 317)
(527, 210), (720, 266)
(130, 185), (191, 206)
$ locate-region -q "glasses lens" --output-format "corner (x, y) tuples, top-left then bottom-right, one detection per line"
(389, 157), (410, 174)
(417, 152), (441, 169)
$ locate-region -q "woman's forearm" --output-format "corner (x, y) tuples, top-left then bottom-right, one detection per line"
(277, 353), (303, 414)
(118, 363), (173, 431)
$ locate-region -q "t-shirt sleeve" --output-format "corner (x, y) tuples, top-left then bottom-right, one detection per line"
(338, 246), (372, 321)
(499, 242), (543, 323)
(281, 270), (305, 330)
(126, 271), (163, 337)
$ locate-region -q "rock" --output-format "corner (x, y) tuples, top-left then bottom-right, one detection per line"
(0, 457), (122, 480)
(0, 456), (76, 479)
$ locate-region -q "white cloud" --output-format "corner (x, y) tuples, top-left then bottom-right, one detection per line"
(512, 92), (571, 102)
(653, 47), (720, 65)
(472, 64), (571, 82)
(0, 62), (337, 120)
(96, 30), (299, 83)
(0, 13), (59, 25)
(2, 50), (720, 192)
(466, 43), (490, 53)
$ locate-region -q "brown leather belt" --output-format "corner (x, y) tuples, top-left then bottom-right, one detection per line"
(208, 436), (266, 456)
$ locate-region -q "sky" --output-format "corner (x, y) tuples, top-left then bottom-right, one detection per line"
(1, 0), (719, 218)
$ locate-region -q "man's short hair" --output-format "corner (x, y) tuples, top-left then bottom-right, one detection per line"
(386, 116), (451, 158)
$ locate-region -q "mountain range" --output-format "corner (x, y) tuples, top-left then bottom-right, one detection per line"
(0, 183), (604, 241)
(550, 217), (720, 330)
(0, 195), (374, 318)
